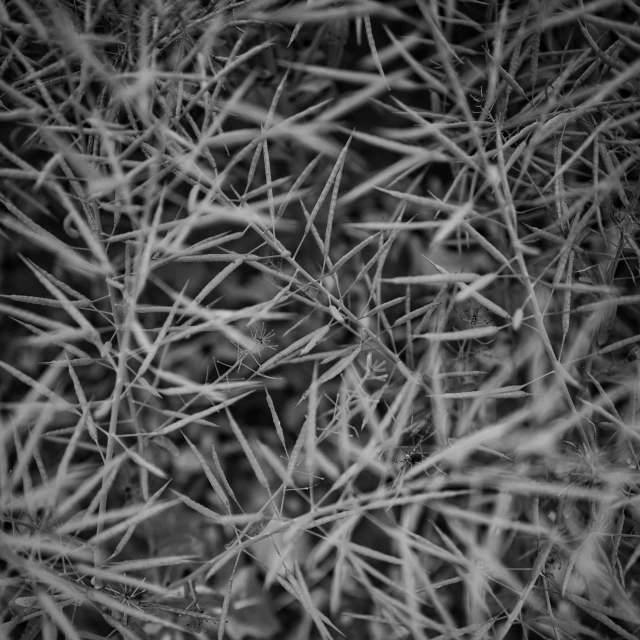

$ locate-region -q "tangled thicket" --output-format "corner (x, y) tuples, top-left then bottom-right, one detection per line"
(1, 1), (640, 639)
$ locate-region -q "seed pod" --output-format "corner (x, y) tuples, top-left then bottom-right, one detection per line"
(321, 1), (349, 68)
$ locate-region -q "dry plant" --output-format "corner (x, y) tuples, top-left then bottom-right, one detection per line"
(1, 0), (640, 639)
